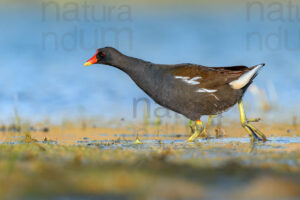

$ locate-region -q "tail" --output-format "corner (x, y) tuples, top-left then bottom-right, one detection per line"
(229, 63), (265, 90)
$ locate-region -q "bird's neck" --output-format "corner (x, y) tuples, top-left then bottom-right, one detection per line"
(111, 54), (151, 73)
(108, 54), (159, 94)
(109, 54), (153, 79)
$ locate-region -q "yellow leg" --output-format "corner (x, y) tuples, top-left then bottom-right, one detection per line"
(206, 115), (214, 130)
(199, 115), (215, 139)
(238, 100), (267, 142)
(187, 116), (215, 142)
(188, 120), (195, 135)
(187, 120), (204, 142)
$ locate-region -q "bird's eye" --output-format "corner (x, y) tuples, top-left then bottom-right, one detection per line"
(99, 51), (105, 58)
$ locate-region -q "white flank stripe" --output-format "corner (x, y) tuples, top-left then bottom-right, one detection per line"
(175, 76), (201, 85)
(229, 64), (264, 90)
(210, 94), (220, 101)
(184, 77), (201, 85)
(197, 88), (217, 93)
(175, 76), (189, 80)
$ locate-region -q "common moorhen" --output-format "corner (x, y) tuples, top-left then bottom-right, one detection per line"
(84, 47), (267, 142)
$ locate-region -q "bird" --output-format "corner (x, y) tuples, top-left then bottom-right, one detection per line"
(84, 47), (267, 142)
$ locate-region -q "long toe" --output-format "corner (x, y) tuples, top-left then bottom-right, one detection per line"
(246, 123), (267, 142)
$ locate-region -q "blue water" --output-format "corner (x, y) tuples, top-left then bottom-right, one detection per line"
(0, 2), (299, 122)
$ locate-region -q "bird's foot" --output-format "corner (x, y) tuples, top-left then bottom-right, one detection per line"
(187, 120), (205, 142)
(242, 118), (267, 142)
(187, 129), (210, 142)
(238, 100), (267, 143)
(247, 118), (261, 123)
(187, 132), (199, 142)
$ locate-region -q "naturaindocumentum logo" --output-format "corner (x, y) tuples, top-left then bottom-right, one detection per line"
(41, 1), (133, 51)
(246, 1), (300, 51)
(132, 97), (183, 120)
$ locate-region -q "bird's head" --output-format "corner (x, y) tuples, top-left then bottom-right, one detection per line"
(84, 47), (120, 66)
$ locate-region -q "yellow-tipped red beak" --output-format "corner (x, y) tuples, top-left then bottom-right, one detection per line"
(84, 62), (93, 66)
(84, 53), (98, 66)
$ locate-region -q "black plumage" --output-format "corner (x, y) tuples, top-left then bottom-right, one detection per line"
(84, 47), (264, 121)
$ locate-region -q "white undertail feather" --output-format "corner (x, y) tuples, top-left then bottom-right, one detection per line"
(229, 64), (265, 89)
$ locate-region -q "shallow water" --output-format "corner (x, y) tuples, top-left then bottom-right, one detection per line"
(1, 132), (300, 199)
(3, 135), (300, 158)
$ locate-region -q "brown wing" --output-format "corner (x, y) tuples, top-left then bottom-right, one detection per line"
(170, 64), (251, 89)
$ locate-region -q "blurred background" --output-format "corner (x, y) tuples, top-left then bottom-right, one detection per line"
(0, 1), (300, 200)
(0, 0), (299, 124)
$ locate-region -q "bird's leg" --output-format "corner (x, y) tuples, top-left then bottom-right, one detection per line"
(206, 115), (215, 130)
(187, 116), (215, 142)
(187, 120), (204, 142)
(198, 115), (215, 139)
(238, 100), (267, 142)
(203, 115), (215, 134)
(188, 120), (195, 135)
